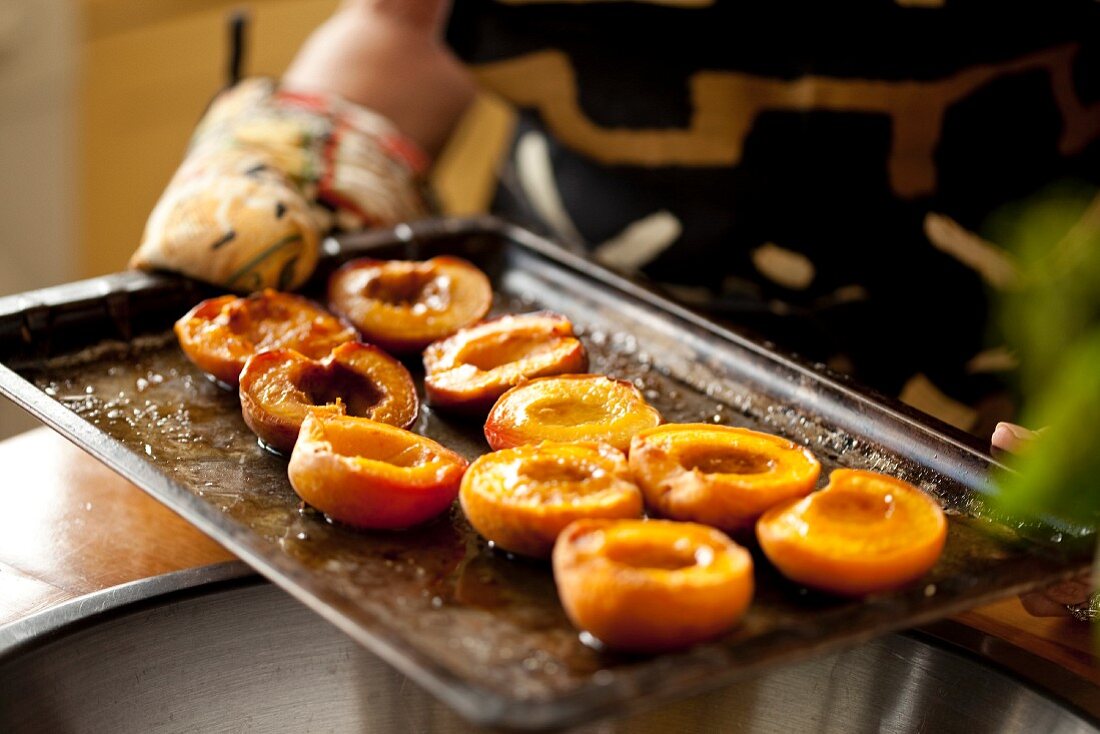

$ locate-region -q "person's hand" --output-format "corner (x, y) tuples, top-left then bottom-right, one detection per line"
(1019, 577), (1096, 620)
(990, 421), (1040, 455)
(283, 0), (475, 157)
(993, 422), (1097, 619)
(132, 1), (474, 292)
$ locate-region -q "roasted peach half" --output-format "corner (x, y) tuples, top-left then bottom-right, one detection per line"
(327, 256), (492, 353)
(552, 519), (753, 653)
(629, 424), (820, 533)
(239, 342), (418, 454)
(175, 289), (357, 387)
(484, 374), (661, 453)
(423, 312), (588, 414)
(756, 469), (947, 596)
(460, 442), (643, 558)
(287, 412), (469, 530)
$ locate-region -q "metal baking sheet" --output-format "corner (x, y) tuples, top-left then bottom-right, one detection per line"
(0, 216), (1090, 731)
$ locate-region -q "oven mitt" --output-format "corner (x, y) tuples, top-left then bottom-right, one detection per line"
(130, 78), (431, 292)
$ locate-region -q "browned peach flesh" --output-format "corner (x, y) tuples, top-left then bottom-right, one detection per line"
(629, 424), (820, 533)
(460, 442), (643, 558)
(287, 412), (468, 530)
(175, 289), (357, 387)
(327, 256), (492, 353)
(239, 342), (418, 454)
(552, 519), (753, 652)
(423, 312), (588, 414)
(756, 469), (947, 596)
(484, 374), (660, 453)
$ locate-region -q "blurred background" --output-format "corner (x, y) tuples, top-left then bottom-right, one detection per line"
(2, 2), (1095, 460)
(0, 0), (515, 438)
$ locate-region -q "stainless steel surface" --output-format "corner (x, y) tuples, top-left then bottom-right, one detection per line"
(0, 580), (1094, 734)
(0, 561), (255, 655)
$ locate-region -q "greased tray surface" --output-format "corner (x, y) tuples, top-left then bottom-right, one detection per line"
(0, 217), (1089, 730)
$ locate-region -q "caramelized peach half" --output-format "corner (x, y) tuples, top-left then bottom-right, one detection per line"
(756, 469), (947, 596)
(287, 413), (468, 530)
(629, 424), (820, 533)
(175, 289), (357, 387)
(424, 312), (588, 414)
(239, 342), (418, 454)
(327, 256), (492, 353)
(460, 442), (643, 558)
(552, 519), (753, 653)
(484, 374), (661, 453)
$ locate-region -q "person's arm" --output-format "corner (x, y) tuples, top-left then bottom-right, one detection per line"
(283, 0), (475, 157)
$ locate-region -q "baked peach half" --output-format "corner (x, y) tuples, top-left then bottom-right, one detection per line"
(287, 412), (469, 530)
(423, 312), (588, 414)
(552, 519), (753, 653)
(629, 424), (820, 533)
(175, 289), (357, 387)
(756, 469), (947, 596)
(484, 374), (661, 453)
(327, 256), (492, 353)
(239, 342), (418, 454)
(460, 442), (643, 558)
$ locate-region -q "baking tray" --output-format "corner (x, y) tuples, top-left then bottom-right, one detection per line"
(0, 216), (1090, 731)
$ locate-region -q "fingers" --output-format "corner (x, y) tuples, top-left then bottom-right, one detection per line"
(1019, 574), (1094, 617)
(991, 421), (1039, 454)
(1039, 578), (1095, 605)
(1019, 590), (1076, 617)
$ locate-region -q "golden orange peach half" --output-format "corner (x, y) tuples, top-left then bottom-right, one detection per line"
(175, 289), (357, 387)
(327, 256), (492, 353)
(424, 312), (588, 414)
(239, 342), (418, 454)
(460, 442), (643, 558)
(288, 412), (469, 530)
(756, 469), (947, 596)
(629, 423), (820, 533)
(485, 374), (661, 453)
(552, 518), (753, 653)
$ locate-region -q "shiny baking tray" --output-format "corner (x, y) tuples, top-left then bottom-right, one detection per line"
(0, 216), (1090, 731)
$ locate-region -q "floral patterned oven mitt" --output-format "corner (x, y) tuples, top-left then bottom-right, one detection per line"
(130, 78), (430, 292)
